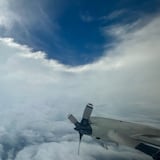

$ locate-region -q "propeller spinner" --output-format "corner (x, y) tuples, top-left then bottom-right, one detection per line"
(68, 103), (93, 154)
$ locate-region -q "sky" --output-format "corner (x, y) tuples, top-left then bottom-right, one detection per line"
(0, 0), (160, 160)
(0, 0), (159, 65)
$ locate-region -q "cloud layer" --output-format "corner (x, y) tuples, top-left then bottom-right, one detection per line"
(0, 15), (160, 159)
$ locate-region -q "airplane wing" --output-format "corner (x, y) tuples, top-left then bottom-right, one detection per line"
(131, 134), (160, 147)
(131, 134), (160, 159)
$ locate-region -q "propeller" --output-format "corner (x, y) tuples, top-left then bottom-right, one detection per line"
(68, 103), (93, 154)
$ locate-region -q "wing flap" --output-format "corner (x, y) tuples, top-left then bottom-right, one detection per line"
(132, 134), (160, 147)
(135, 143), (160, 160)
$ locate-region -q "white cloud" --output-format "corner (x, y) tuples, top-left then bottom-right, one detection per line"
(0, 0), (60, 44)
(0, 15), (160, 159)
(0, 0), (19, 29)
(15, 141), (150, 160)
(101, 9), (127, 21)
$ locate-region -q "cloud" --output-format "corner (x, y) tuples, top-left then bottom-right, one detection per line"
(107, 10), (127, 19)
(101, 9), (127, 21)
(0, 15), (160, 159)
(0, 0), (62, 51)
(0, 0), (52, 29)
(15, 141), (150, 160)
(80, 9), (127, 23)
(0, 0), (17, 29)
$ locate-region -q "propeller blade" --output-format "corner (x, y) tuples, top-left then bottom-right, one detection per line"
(68, 114), (78, 125)
(82, 103), (93, 120)
(78, 133), (83, 155)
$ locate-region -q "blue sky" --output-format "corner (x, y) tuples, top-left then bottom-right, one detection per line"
(0, 0), (159, 65)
